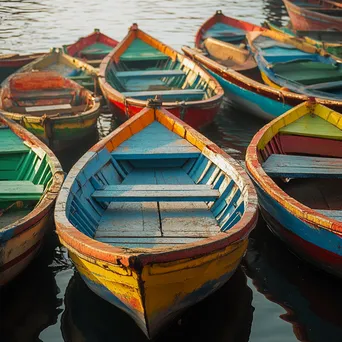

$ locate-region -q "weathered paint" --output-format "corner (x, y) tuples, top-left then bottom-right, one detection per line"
(246, 101), (342, 277)
(283, 0), (342, 31)
(0, 114), (64, 285)
(98, 24), (224, 130)
(55, 106), (258, 338)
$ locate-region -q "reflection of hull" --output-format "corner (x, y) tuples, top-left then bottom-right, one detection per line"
(62, 267), (253, 342)
(1, 232), (63, 341)
(244, 224), (342, 342)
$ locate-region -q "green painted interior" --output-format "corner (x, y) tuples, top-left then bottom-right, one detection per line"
(80, 42), (113, 56)
(0, 126), (53, 227)
(279, 114), (342, 140)
(273, 61), (342, 85)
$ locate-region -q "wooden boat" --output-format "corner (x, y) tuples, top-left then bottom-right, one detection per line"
(264, 21), (342, 59)
(247, 30), (342, 102)
(98, 24), (223, 130)
(195, 10), (264, 48)
(0, 52), (45, 83)
(182, 40), (342, 121)
(0, 113), (63, 285)
(0, 71), (101, 151)
(15, 48), (99, 93)
(63, 29), (119, 67)
(283, 0), (342, 31)
(245, 100), (342, 277)
(55, 104), (258, 339)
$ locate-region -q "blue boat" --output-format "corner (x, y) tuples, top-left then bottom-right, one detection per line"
(247, 30), (342, 102)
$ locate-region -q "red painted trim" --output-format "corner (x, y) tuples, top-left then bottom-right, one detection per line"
(194, 11), (264, 48)
(0, 239), (42, 272)
(283, 0), (342, 31)
(55, 107), (258, 270)
(0, 53), (45, 68)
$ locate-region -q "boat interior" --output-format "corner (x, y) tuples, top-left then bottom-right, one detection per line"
(19, 50), (96, 91)
(202, 22), (247, 45)
(106, 38), (217, 103)
(66, 116), (247, 249)
(259, 111), (342, 222)
(0, 124), (52, 228)
(1, 71), (92, 117)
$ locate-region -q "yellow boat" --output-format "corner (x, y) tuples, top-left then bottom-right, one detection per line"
(55, 103), (258, 339)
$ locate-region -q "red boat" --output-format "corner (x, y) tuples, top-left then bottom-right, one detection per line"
(63, 29), (119, 66)
(283, 0), (342, 31)
(99, 24), (223, 130)
(195, 10), (264, 49)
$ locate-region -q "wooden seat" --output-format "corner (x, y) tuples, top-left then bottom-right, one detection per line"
(316, 209), (342, 221)
(263, 154), (342, 178)
(92, 184), (219, 202)
(305, 79), (342, 91)
(116, 70), (185, 79)
(121, 89), (205, 101)
(0, 180), (44, 201)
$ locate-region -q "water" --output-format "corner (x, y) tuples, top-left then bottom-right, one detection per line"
(1, 1), (342, 341)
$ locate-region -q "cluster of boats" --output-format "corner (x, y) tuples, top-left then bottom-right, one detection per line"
(0, 0), (341, 339)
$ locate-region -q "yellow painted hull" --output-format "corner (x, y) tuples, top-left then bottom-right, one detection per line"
(66, 238), (247, 338)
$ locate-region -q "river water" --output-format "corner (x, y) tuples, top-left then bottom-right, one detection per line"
(1, 1), (342, 341)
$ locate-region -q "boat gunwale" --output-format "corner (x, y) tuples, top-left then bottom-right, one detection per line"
(55, 107), (258, 269)
(194, 10), (265, 49)
(181, 45), (342, 109)
(245, 100), (342, 235)
(98, 24), (224, 111)
(0, 112), (64, 238)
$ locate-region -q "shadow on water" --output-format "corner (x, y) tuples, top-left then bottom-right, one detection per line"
(244, 220), (342, 342)
(61, 267), (253, 342)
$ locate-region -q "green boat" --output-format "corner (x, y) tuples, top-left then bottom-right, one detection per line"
(264, 21), (342, 59)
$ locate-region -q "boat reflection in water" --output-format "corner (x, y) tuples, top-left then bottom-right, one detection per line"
(0, 231), (70, 341)
(244, 223), (342, 342)
(61, 267), (253, 342)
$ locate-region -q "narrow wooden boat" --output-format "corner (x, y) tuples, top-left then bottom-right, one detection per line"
(0, 52), (45, 83)
(63, 29), (119, 67)
(195, 10), (264, 48)
(182, 40), (342, 121)
(55, 104), (258, 339)
(0, 113), (63, 285)
(283, 0), (342, 31)
(0, 71), (101, 151)
(247, 30), (342, 102)
(98, 24), (223, 130)
(264, 21), (342, 59)
(246, 100), (342, 277)
(15, 48), (99, 92)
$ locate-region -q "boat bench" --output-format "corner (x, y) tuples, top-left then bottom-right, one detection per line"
(111, 146), (201, 160)
(316, 210), (342, 222)
(120, 52), (169, 62)
(116, 70), (185, 79)
(11, 89), (75, 102)
(0, 180), (44, 201)
(92, 184), (219, 202)
(263, 154), (342, 178)
(121, 89), (205, 101)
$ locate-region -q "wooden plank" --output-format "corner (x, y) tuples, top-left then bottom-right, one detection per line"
(96, 236), (202, 246)
(122, 89), (205, 101)
(116, 70), (185, 79)
(92, 188), (219, 202)
(96, 184), (213, 191)
(25, 104), (72, 112)
(316, 210), (342, 221)
(0, 181), (44, 195)
(0, 128), (29, 154)
(263, 154), (342, 178)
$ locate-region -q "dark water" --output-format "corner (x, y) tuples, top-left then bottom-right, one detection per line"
(1, 1), (342, 341)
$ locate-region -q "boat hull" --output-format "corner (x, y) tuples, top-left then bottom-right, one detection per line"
(103, 91), (221, 130)
(283, 0), (342, 31)
(65, 238), (247, 339)
(0, 207), (52, 285)
(252, 179), (342, 278)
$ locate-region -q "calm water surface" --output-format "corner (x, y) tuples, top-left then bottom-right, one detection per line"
(1, 1), (342, 341)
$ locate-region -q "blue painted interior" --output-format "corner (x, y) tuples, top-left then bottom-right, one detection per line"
(65, 121), (246, 247)
(204, 22), (246, 44)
